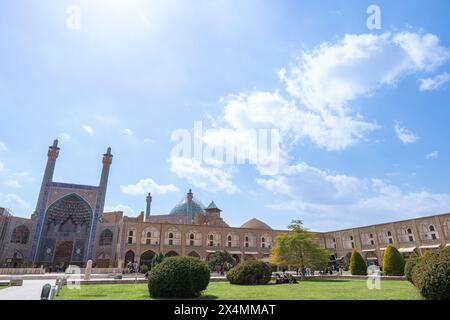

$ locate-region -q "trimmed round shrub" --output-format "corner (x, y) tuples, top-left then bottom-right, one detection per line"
(148, 256), (210, 298)
(382, 245), (405, 276)
(404, 253), (420, 283)
(226, 260), (272, 285)
(350, 250), (367, 275)
(412, 247), (450, 300)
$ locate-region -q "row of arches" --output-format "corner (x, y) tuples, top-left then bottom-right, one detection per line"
(125, 228), (273, 248)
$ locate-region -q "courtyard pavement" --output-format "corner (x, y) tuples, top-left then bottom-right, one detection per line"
(0, 279), (56, 300)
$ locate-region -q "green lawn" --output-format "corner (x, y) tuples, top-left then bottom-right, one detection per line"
(56, 279), (420, 300)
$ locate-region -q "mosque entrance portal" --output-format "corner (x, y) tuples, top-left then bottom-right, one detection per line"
(54, 240), (73, 268)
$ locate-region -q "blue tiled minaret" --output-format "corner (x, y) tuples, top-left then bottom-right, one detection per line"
(98, 147), (113, 220)
(145, 192), (152, 221)
(33, 139), (59, 218)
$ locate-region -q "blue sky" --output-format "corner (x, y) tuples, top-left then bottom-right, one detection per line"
(1, 0), (450, 231)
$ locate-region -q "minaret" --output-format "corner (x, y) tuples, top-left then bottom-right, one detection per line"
(186, 189), (194, 224)
(33, 139), (60, 218)
(145, 192), (152, 221)
(98, 147), (113, 220)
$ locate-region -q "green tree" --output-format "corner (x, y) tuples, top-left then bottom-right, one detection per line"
(349, 250), (367, 275)
(382, 245), (405, 276)
(151, 252), (165, 269)
(208, 251), (235, 273)
(270, 220), (330, 275)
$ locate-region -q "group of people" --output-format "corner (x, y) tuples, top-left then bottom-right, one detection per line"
(275, 273), (298, 284)
(125, 261), (139, 274)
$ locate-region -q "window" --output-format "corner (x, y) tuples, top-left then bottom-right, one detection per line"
(228, 241), (232, 247)
(127, 229), (136, 244)
(190, 233), (195, 240)
(11, 226), (30, 244)
(387, 231), (392, 236)
(429, 225), (435, 232)
(409, 236), (414, 242)
(389, 238), (393, 244)
(190, 240), (194, 246)
(99, 229), (113, 246)
(142, 228), (160, 245)
(407, 228), (412, 234)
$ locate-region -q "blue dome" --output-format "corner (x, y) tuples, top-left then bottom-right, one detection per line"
(169, 197), (205, 216)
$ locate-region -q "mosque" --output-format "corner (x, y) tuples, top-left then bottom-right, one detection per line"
(0, 140), (449, 270)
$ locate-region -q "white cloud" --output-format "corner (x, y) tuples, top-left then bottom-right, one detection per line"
(256, 162), (450, 230)
(283, 32), (449, 111)
(169, 157), (238, 194)
(426, 151), (439, 160)
(104, 204), (136, 215)
(0, 193), (31, 213)
(0, 141), (7, 152)
(394, 121), (419, 144)
(0, 161), (34, 189)
(120, 178), (179, 195)
(82, 125), (94, 135)
(420, 73), (450, 91)
(213, 32), (449, 152)
(122, 128), (133, 136)
(60, 133), (71, 140)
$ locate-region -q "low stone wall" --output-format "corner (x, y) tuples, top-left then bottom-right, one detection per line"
(0, 268), (45, 275)
(68, 268), (123, 274)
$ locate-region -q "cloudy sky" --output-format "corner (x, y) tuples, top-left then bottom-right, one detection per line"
(1, 0), (450, 231)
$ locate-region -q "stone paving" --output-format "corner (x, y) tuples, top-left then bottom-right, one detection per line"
(0, 279), (56, 300)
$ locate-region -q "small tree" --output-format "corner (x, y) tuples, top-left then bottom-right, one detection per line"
(270, 220), (330, 276)
(349, 250), (367, 275)
(382, 245), (405, 276)
(208, 251), (235, 273)
(151, 252), (165, 269)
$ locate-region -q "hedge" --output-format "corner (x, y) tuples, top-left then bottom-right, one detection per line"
(148, 256), (210, 298)
(226, 260), (272, 285)
(412, 247), (450, 300)
(404, 252), (419, 283)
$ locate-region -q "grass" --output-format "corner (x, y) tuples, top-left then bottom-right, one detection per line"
(56, 279), (420, 300)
